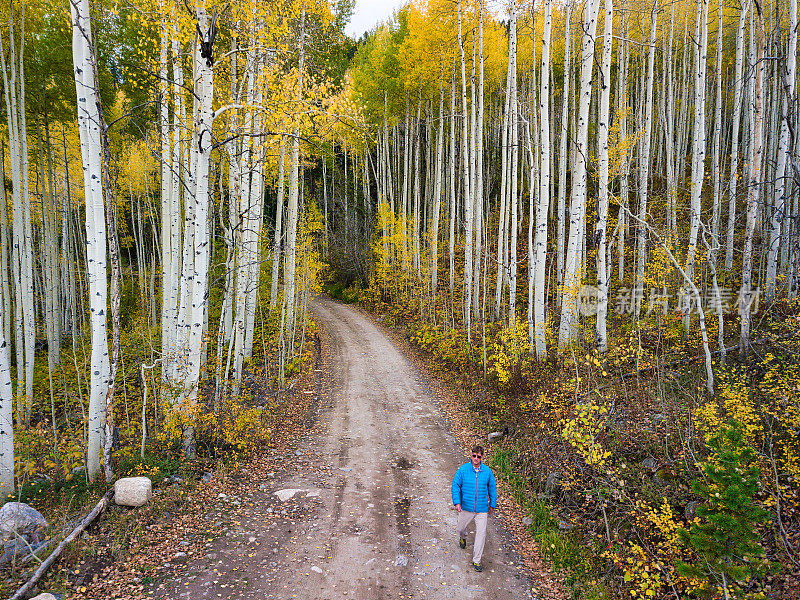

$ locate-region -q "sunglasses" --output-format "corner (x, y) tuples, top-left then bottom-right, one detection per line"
(472, 453), (482, 458)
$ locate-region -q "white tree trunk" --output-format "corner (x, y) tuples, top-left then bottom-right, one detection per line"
(159, 0), (177, 382)
(71, 0), (110, 480)
(725, 0), (751, 271)
(740, 6), (765, 357)
(0, 10), (34, 425)
(685, 0), (709, 312)
(0, 330), (14, 494)
(448, 70), (457, 294)
(494, 54), (512, 321)
(283, 10), (306, 350)
(533, 0), (552, 359)
(270, 135), (287, 309)
(556, 1), (572, 288)
(458, 0), (474, 339)
(632, 2), (658, 320)
(430, 86), (444, 298)
(617, 6), (629, 282)
(595, 0), (613, 352)
(765, 0), (796, 299)
(180, 4), (216, 457)
(508, 12), (518, 327)
(558, 0), (601, 348)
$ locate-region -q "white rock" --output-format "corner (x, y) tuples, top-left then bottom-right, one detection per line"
(311, 566), (323, 574)
(30, 594), (58, 600)
(274, 489), (304, 502)
(395, 554), (409, 566)
(114, 477), (152, 507)
(305, 490), (320, 498)
(0, 502), (48, 539)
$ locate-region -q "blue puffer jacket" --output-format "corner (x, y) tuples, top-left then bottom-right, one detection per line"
(451, 462), (497, 513)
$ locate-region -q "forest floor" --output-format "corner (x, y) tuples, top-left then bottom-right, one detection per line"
(144, 296), (559, 600)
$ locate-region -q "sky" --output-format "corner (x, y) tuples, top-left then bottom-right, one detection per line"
(345, 0), (408, 39)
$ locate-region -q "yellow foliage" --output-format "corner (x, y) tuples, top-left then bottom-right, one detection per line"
(561, 399), (612, 468)
(488, 321), (530, 388)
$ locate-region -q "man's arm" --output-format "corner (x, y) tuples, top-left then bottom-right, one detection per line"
(488, 469), (498, 510)
(451, 467), (463, 508)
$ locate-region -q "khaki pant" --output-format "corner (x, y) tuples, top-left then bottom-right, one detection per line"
(456, 510), (488, 564)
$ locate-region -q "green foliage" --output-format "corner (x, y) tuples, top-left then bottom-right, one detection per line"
(9, 472), (106, 512)
(322, 281), (362, 304)
(117, 452), (184, 486)
(677, 421), (774, 598)
(491, 448), (610, 600)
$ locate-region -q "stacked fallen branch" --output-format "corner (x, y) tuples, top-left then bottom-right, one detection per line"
(9, 489), (114, 600)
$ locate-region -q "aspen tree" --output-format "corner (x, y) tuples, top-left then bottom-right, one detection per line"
(740, 1), (765, 358)
(71, 0), (110, 480)
(0, 329), (11, 494)
(0, 149), (9, 346)
(663, 3), (677, 239)
(595, 0), (613, 352)
(685, 0), (709, 311)
(494, 44), (513, 321)
(558, 0), (602, 348)
(458, 0), (474, 339)
(239, 43), (268, 368)
(159, 0), (177, 375)
(710, 0), (723, 247)
(766, 0), (796, 299)
(0, 7), (35, 425)
(725, 0), (751, 271)
(532, 0), (552, 359)
(271, 136), (287, 309)
(413, 95), (422, 277)
(556, 1), (572, 287)
(632, 2), (658, 320)
(448, 67), (457, 294)
(177, 3), (217, 457)
(430, 81), (444, 299)
(471, 1), (485, 320)
(284, 9), (306, 351)
(508, 10), (518, 327)
(617, 4), (629, 282)
(163, 22), (185, 385)
(525, 2), (539, 346)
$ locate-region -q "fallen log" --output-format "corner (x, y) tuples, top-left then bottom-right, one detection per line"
(9, 489), (114, 600)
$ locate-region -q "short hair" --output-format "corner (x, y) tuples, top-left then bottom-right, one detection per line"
(472, 445), (484, 456)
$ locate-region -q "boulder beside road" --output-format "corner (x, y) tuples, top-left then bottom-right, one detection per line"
(0, 502), (48, 539)
(114, 477), (153, 507)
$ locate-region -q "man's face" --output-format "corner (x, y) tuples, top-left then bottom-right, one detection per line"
(471, 450), (482, 468)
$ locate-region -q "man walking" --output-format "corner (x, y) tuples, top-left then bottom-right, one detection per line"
(451, 445), (497, 571)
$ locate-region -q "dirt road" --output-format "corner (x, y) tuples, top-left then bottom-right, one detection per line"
(160, 297), (533, 599)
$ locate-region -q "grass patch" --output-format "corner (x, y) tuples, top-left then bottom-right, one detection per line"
(491, 448), (610, 600)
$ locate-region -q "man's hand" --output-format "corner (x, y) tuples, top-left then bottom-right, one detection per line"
(488, 506), (495, 515)
(455, 504), (462, 512)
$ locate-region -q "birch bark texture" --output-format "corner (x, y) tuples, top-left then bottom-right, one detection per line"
(532, 0), (553, 359)
(0, 331), (13, 494)
(71, 0), (110, 480)
(740, 4), (765, 358)
(558, 0), (601, 349)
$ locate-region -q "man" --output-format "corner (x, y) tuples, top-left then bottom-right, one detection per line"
(451, 445), (497, 571)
